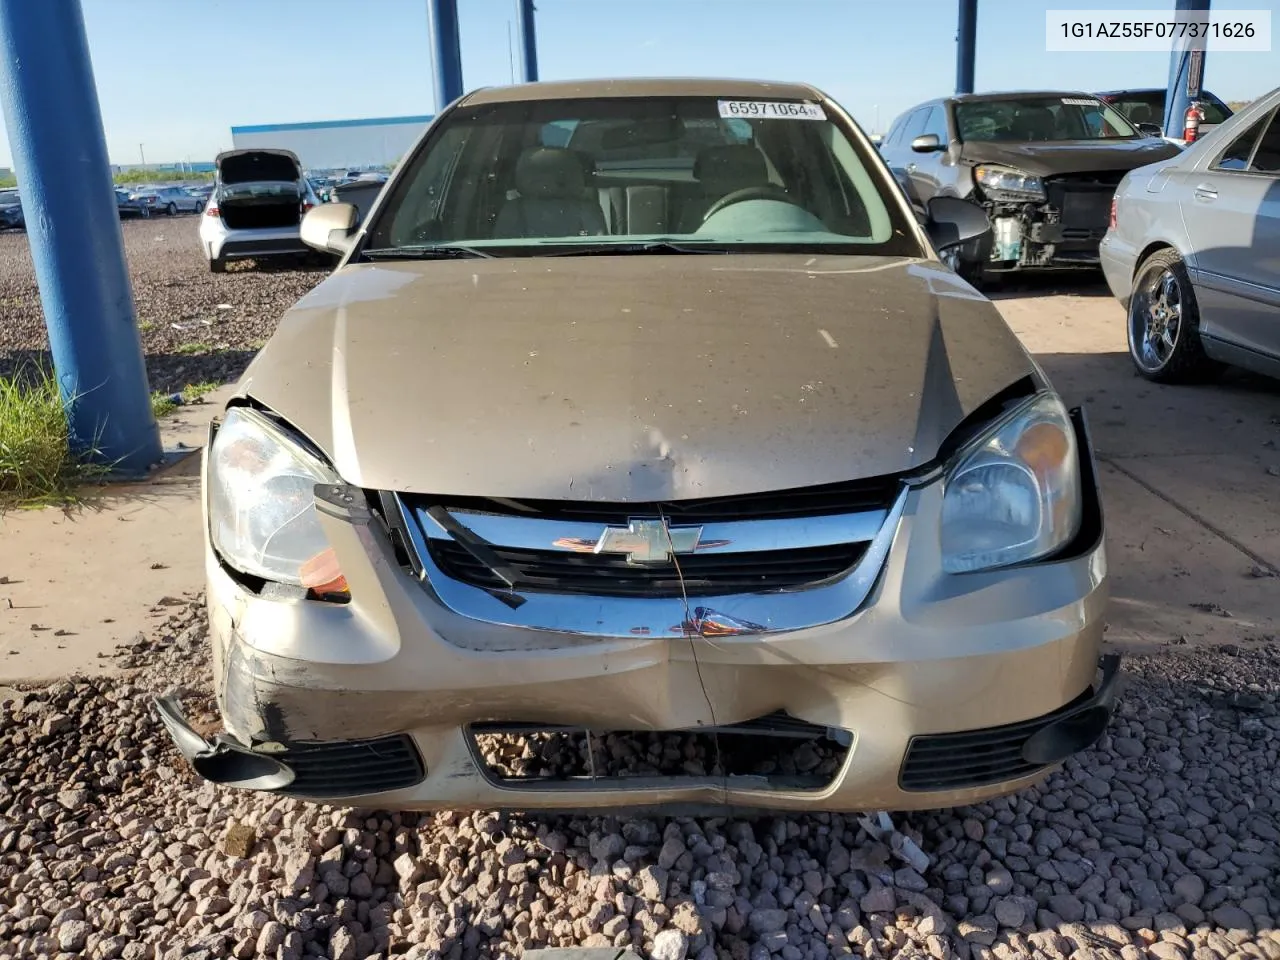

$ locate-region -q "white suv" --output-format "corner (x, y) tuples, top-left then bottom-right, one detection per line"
(199, 149), (320, 273)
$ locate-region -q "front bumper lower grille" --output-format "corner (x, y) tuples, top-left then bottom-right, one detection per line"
(899, 654), (1121, 791)
(275, 734), (426, 797)
(153, 696), (428, 798)
(427, 538), (868, 597)
(469, 711), (851, 789)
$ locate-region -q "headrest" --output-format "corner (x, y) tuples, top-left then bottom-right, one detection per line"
(514, 147), (589, 199)
(1015, 107), (1056, 135)
(693, 145), (767, 186)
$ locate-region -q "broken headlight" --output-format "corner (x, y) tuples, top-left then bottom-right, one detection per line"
(974, 165), (1046, 202)
(940, 392), (1081, 574)
(207, 407), (349, 596)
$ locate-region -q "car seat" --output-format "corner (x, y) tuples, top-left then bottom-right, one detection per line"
(493, 147), (608, 239)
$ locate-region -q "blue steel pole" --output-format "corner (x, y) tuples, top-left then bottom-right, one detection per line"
(955, 0), (977, 95)
(1164, 0), (1210, 137)
(0, 0), (161, 474)
(517, 0), (539, 83)
(427, 0), (464, 112)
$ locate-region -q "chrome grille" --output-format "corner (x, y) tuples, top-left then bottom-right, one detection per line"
(428, 538), (868, 597)
(393, 482), (911, 640)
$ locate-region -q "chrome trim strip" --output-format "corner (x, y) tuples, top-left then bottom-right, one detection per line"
(394, 485), (911, 639)
(422, 508), (890, 555)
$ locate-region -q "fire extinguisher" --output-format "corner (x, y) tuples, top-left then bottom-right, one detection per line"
(1183, 102), (1205, 144)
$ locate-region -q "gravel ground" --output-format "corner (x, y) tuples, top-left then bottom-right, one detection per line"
(0, 219), (327, 394)
(2, 602), (1279, 960)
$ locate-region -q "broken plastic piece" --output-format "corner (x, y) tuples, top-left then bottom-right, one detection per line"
(858, 810), (931, 873)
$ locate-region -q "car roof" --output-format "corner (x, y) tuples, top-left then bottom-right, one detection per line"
(461, 77), (825, 106)
(1096, 87), (1221, 95)
(948, 90), (1102, 103)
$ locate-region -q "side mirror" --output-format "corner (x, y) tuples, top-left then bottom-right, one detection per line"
(911, 133), (945, 153)
(301, 202), (358, 256)
(926, 195), (990, 251)
(1136, 122), (1164, 138)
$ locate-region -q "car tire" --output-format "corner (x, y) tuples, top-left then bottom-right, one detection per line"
(195, 201), (204, 214)
(209, 256), (226, 274)
(940, 242), (985, 287)
(1127, 248), (1220, 383)
(167, 203), (177, 216)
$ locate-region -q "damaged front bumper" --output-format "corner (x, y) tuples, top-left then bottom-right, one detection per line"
(154, 653), (1121, 812)
(977, 180), (1119, 272)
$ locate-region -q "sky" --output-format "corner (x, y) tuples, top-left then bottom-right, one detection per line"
(1, 0), (1277, 168)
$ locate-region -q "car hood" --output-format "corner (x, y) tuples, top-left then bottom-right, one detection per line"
(960, 137), (1183, 176)
(234, 255), (1040, 501)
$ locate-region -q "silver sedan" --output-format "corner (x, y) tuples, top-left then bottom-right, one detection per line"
(1100, 85), (1280, 383)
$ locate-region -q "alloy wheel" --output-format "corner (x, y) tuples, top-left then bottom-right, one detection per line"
(1129, 265), (1182, 372)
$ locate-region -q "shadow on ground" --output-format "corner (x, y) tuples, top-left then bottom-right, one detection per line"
(0, 348), (259, 395)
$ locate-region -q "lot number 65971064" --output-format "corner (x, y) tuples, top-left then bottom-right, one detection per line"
(717, 100), (826, 121)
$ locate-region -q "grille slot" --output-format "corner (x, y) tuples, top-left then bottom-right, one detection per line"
(409, 475), (902, 525)
(469, 712), (849, 787)
(427, 539), (868, 597)
(275, 734), (425, 798)
(899, 689), (1093, 791)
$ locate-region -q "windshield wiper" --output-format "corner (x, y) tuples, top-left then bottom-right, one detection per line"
(361, 245), (495, 260)
(540, 240), (732, 257)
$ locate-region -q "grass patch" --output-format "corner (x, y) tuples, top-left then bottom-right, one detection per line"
(173, 341), (210, 355)
(0, 366), (109, 508)
(151, 380), (221, 419)
(113, 169), (213, 186)
(138, 320), (155, 333)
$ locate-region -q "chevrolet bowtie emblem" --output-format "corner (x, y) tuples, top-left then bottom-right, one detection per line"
(595, 518), (702, 564)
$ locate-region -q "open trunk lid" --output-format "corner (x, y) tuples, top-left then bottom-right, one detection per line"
(216, 148), (303, 185)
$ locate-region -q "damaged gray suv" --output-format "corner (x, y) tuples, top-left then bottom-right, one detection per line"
(157, 78), (1116, 813)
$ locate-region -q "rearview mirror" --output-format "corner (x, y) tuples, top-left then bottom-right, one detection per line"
(1135, 122), (1164, 138)
(926, 195), (990, 251)
(911, 133), (945, 153)
(301, 202), (359, 256)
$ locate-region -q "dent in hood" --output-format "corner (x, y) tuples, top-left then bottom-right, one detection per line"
(960, 138), (1183, 177)
(235, 255), (1039, 502)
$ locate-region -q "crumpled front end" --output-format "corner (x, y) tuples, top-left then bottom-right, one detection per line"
(978, 171), (1128, 273)
(157, 406), (1115, 813)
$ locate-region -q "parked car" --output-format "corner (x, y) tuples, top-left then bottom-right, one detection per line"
(1096, 88), (1234, 143)
(199, 149), (319, 273)
(135, 185), (203, 215)
(155, 78), (1115, 813)
(0, 189), (23, 230)
(115, 188), (150, 218)
(1100, 86), (1280, 383)
(185, 183), (215, 201)
(879, 91), (1183, 283)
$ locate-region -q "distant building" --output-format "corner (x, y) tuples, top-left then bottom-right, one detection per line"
(229, 115), (434, 172)
(111, 161), (215, 174)
(0, 167), (11, 180)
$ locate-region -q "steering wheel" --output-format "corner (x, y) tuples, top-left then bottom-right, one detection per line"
(702, 185), (804, 222)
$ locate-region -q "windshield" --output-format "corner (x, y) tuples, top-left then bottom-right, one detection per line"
(1103, 91), (1230, 126)
(363, 95), (919, 257)
(955, 96), (1139, 142)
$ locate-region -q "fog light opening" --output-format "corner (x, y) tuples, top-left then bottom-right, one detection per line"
(1021, 706), (1110, 766)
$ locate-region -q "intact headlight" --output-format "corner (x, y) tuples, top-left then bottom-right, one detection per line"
(974, 165), (1046, 201)
(940, 392), (1081, 574)
(207, 407), (348, 595)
